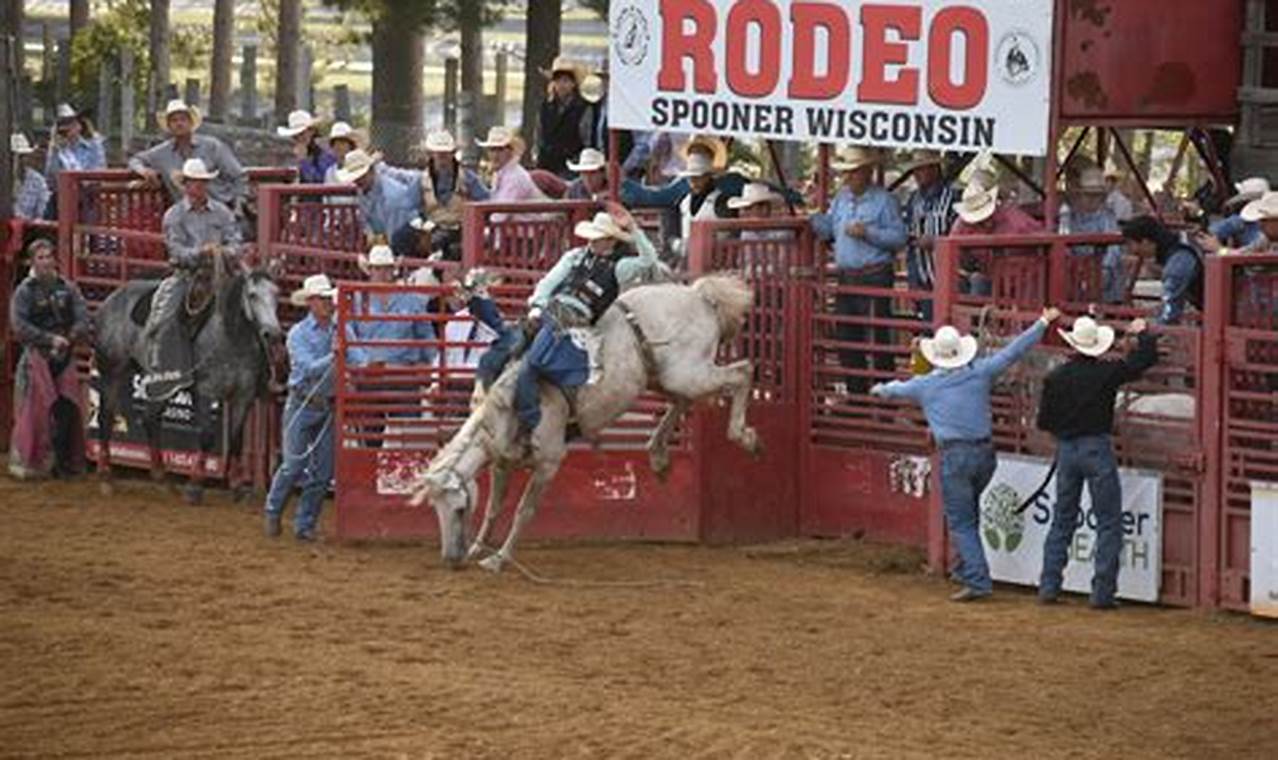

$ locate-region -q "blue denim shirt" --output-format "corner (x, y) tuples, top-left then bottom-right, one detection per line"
(44, 135), (107, 185)
(1066, 207), (1124, 303)
(621, 173), (798, 209)
(1158, 245), (1202, 325)
(1209, 214), (1263, 250)
(811, 185), (908, 270)
(877, 320), (1047, 443)
(350, 291), (437, 365)
(357, 166), (424, 236)
(287, 314), (339, 400)
(430, 167), (490, 205)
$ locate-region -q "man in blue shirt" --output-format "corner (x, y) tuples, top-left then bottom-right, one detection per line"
(900, 149), (957, 322)
(1119, 216), (1204, 325)
(1062, 166), (1125, 304)
(337, 149), (425, 259)
(872, 306), (1061, 601)
(811, 146), (908, 395)
(1208, 177), (1268, 250)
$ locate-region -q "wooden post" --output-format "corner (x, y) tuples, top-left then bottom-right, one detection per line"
(274, 0), (302, 123)
(208, 0), (234, 122)
(493, 52), (508, 127)
(165, 82), (179, 102)
(457, 90), (476, 156)
(300, 45), (315, 112)
(97, 62), (113, 156)
(41, 22), (54, 86)
(334, 85), (352, 122)
(240, 45), (258, 125)
(0, 34), (13, 221)
(443, 57), (459, 134)
(119, 50), (135, 153)
(55, 39), (70, 105)
(18, 76), (34, 137)
(184, 78), (201, 110)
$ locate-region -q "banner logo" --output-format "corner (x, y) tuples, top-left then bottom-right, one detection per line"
(981, 482), (1026, 552)
(997, 30), (1041, 86)
(614, 4), (651, 67)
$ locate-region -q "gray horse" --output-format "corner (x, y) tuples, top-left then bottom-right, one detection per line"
(93, 266), (283, 502)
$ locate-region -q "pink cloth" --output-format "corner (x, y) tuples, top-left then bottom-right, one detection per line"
(489, 159), (548, 222)
(951, 203), (1045, 272)
(9, 349), (85, 478)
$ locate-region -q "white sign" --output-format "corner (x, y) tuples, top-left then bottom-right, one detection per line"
(979, 454), (1163, 602)
(608, 0), (1054, 155)
(1251, 482), (1278, 619)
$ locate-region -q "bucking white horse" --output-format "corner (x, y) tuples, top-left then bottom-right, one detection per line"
(410, 274), (759, 571)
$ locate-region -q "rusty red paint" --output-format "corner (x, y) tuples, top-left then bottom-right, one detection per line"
(1142, 62), (1197, 107)
(1068, 0), (1112, 28)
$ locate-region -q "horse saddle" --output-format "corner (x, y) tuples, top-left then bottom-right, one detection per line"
(130, 280), (215, 336)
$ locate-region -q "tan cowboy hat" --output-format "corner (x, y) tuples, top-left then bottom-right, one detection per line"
(1074, 166), (1107, 194)
(682, 135), (728, 171)
(543, 55), (583, 82)
(727, 182), (783, 210)
(180, 157), (219, 181)
(157, 99), (202, 131)
(1059, 316), (1116, 357)
(277, 109), (319, 138)
(1240, 191), (1278, 222)
(290, 273), (337, 306)
(357, 244), (401, 274)
(9, 133), (34, 155)
(328, 121), (357, 146)
(678, 152), (716, 178)
(953, 183), (998, 224)
(475, 125), (515, 149)
(920, 326), (979, 370)
(580, 74), (605, 104)
(831, 145), (880, 172)
(335, 149), (382, 183)
(424, 130), (457, 154)
(1229, 177), (1272, 210)
(902, 148), (944, 173)
(574, 211), (634, 243)
(566, 147), (606, 173)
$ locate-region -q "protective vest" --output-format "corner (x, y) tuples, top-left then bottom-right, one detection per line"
(25, 278), (78, 335)
(554, 251), (623, 324)
(680, 188), (723, 243)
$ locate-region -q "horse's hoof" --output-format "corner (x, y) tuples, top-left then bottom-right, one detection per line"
(478, 554), (505, 574)
(465, 543), (487, 562)
(182, 486), (204, 506)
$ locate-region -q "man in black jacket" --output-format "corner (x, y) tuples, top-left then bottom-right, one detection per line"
(537, 57), (589, 178)
(1035, 315), (1158, 609)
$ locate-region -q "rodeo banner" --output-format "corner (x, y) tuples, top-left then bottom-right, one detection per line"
(979, 454), (1164, 602)
(1251, 482), (1278, 619)
(85, 371), (227, 475)
(608, 0), (1054, 155)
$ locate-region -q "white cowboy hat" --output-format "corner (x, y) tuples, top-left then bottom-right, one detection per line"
(678, 152), (716, 178)
(1229, 177), (1272, 209)
(580, 74), (605, 104)
(919, 326), (979, 370)
(357, 244), (400, 274)
(328, 121), (357, 145)
(1103, 161), (1123, 180)
(409, 217), (437, 233)
(54, 103), (80, 123)
(901, 148), (944, 173)
(566, 147), (606, 173)
(1074, 166), (1107, 194)
(953, 183), (998, 224)
(9, 133), (34, 155)
(290, 273), (337, 306)
(180, 157), (219, 181)
(276, 109), (319, 138)
(1240, 191), (1278, 223)
(574, 211), (634, 243)
(727, 182), (783, 210)
(157, 99), (202, 131)
(831, 146), (880, 172)
(335, 149), (382, 183)
(475, 125), (515, 149)
(1059, 316), (1116, 357)
(424, 130), (457, 153)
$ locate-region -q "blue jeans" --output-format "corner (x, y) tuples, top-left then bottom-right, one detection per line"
(515, 318), (590, 432)
(1040, 435), (1123, 605)
(941, 440), (998, 593)
(265, 397), (335, 536)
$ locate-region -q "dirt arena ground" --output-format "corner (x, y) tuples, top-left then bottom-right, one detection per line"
(1, 476), (1274, 760)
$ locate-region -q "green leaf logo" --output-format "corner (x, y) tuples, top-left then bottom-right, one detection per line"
(984, 527), (1001, 550)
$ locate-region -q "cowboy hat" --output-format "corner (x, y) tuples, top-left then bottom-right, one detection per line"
(409, 216), (437, 233)
(277, 109), (319, 138)
(681, 135), (728, 171)
(328, 121), (357, 146)
(580, 74), (605, 104)
(574, 211), (634, 243)
(919, 326), (979, 370)
(290, 273), (337, 306)
(9, 133), (34, 155)
(543, 55), (582, 82)
(335, 149), (382, 183)
(180, 157), (219, 181)
(962, 151), (998, 189)
(157, 99), (202, 131)
(54, 103), (80, 123)
(678, 152), (716, 178)
(475, 125), (515, 149)
(901, 148), (944, 173)
(1103, 161), (1123, 180)
(1240, 191), (1278, 223)
(566, 147), (606, 173)
(727, 182), (783, 210)
(1228, 177), (1272, 209)
(424, 130), (457, 154)
(831, 145), (880, 172)
(953, 183), (998, 224)
(1074, 166), (1107, 194)
(357, 244), (400, 274)
(1059, 316), (1116, 357)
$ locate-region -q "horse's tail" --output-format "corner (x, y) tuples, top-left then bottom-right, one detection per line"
(692, 273), (753, 343)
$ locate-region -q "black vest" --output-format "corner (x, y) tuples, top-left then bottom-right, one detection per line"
(538, 95), (588, 175)
(24, 277), (78, 335)
(554, 251), (622, 324)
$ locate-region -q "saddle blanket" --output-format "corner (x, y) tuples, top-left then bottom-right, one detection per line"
(527, 323), (604, 388)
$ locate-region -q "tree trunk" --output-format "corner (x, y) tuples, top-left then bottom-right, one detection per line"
(521, 0), (561, 161)
(459, 0), (484, 130)
(0, 0), (22, 221)
(69, 0), (90, 40)
(370, 8), (425, 164)
(149, 0), (171, 115)
(274, 0), (302, 123)
(208, 0), (235, 122)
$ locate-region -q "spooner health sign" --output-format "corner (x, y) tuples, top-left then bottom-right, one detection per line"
(609, 0), (1054, 155)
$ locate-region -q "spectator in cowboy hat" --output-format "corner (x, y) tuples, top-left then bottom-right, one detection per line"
(10, 134), (50, 221)
(900, 148), (957, 322)
(411, 129), (490, 259)
(580, 70), (624, 157)
(872, 306), (1062, 602)
(810, 146), (908, 395)
(277, 109), (336, 184)
(1062, 165), (1125, 304)
(1206, 177), (1270, 251)
(322, 122), (359, 185)
(129, 99), (248, 208)
(42, 102), (106, 217)
(351, 244), (437, 367)
(1238, 191), (1278, 251)
(336, 148), (426, 257)
(727, 182), (792, 242)
(537, 56), (591, 177)
(949, 182), (1043, 296)
(1102, 162), (1134, 221)
(564, 147), (609, 201)
(476, 126), (547, 220)
(1119, 215), (1204, 325)
(1035, 314), (1157, 609)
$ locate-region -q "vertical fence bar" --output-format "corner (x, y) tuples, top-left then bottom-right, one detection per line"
(1198, 254), (1228, 609)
